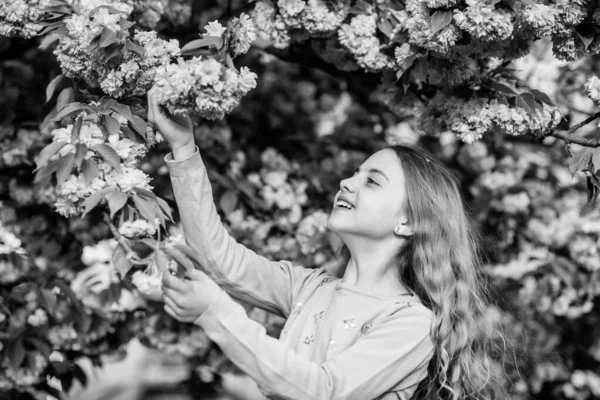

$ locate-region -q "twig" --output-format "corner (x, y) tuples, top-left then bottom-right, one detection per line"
(546, 131), (600, 147)
(103, 213), (139, 261)
(566, 111), (600, 134)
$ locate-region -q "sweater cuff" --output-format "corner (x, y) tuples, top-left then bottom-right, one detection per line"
(193, 289), (239, 330)
(164, 146), (205, 177)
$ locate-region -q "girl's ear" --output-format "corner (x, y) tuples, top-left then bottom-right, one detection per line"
(393, 221), (413, 237)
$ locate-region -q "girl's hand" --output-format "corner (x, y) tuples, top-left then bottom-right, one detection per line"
(161, 268), (224, 323)
(147, 86), (194, 152)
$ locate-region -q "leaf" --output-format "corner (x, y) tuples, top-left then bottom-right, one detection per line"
(156, 197), (174, 222)
(490, 81), (516, 95)
(125, 39), (145, 57)
(107, 191), (128, 218)
(81, 158), (100, 184)
(82, 188), (111, 217)
(172, 244), (207, 272)
(132, 187), (157, 200)
(92, 144), (122, 172)
(46, 74), (65, 103)
(71, 115), (84, 143)
(34, 159), (61, 186)
(431, 11), (453, 34)
(377, 17), (395, 39)
(529, 89), (554, 106)
(588, 148), (600, 174)
(515, 94), (536, 116)
(74, 143), (87, 168)
(103, 115), (121, 137)
(56, 87), (75, 112)
(53, 102), (89, 121)
(27, 338), (52, 359)
(521, 92), (544, 115)
(181, 37), (224, 55)
(129, 115), (146, 135)
(35, 141), (68, 171)
(162, 246), (195, 274)
(56, 153), (75, 184)
(112, 244), (132, 277)
(569, 147), (593, 175)
(576, 31), (594, 50)
(132, 196), (156, 223)
(585, 171), (600, 207)
(39, 32), (61, 50)
(219, 190), (238, 214)
(107, 102), (133, 121)
(8, 338), (26, 369)
(99, 27), (117, 48)
(39, 288), (57, 314)
(155, 250), (170, 274)
(119, 19), (135, 31)
(411, 57), (429, 83)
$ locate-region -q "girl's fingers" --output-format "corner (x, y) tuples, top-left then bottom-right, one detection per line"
(163, 295), (184, 317)
(162, 270), (188, 293)
(163, 303), (179, 320)
(161, 287), (182, 305)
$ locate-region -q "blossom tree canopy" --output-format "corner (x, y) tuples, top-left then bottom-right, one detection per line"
(2, 0), (600, 399)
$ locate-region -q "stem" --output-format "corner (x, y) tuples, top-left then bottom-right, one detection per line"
(566, 111), (600, 134)
(539, 111), (600, 148)
(546, 131), (600, 147)
(103, 213), (139, 262)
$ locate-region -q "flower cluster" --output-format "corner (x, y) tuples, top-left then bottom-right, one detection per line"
(228, 13), (258, 57)
(453, 0), (514, 42)
(153, 57), (257, 120)
(421, 94), (562, 144)
(118, 219), (158, 239)
(405, 0), (461, 54)
(55, 9), (180, 98)
(338, 13), (395, 72)
(252, 0), (351, 49)
(0, 0), (50, 38)
(562, 369), (600, 399)
(585, 76), (600, 105)
(49, 118), (152, 217)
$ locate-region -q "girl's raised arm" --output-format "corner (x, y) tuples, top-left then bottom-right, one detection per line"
(164, 147), (320, 318)
(148, 87), (320, 317)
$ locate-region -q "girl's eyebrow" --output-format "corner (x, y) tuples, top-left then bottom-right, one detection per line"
(354, 167), (389, 182)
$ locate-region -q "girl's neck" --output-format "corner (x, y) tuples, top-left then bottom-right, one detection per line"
(339, 240), (410, 296)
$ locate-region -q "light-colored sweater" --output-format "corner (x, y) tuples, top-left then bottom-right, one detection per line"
(165, 148), (435, 400)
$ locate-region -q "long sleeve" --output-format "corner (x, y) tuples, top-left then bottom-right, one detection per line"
(195, 290), (435, 400)
(165, 147), (320, 318)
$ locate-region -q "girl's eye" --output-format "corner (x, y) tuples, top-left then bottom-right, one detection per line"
(367, 178), (378, 186)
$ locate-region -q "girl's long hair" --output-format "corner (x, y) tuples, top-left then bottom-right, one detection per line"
(335, 143), (527, 399)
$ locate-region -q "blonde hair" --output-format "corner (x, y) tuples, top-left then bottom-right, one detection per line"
(335, 143), (526, 399)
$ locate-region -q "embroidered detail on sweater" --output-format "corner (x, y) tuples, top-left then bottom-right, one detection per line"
(343, 317), (357, 329)
(317, 277), (336, 288)
(303, 335), (315, 345)
(290, 302), (303, 315)
(360, 323), (373, 336)
(313, 311), (325, 324)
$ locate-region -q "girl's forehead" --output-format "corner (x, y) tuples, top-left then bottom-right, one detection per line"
(363, 149), (402, 171)
(361, 149), (405, 184)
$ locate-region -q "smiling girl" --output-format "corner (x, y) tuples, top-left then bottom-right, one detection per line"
(148, 88), (516, 400)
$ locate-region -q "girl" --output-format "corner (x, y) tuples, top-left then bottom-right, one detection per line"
(148, 88), (515, 400)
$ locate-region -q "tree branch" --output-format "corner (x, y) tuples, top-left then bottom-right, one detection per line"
(541, 111), (600, 147)
(103, 213), (143, 264)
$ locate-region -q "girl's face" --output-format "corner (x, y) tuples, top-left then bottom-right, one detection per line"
(328, 149), (408, 239)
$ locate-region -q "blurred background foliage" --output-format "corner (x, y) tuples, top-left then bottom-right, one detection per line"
(2, 0), (600, 399)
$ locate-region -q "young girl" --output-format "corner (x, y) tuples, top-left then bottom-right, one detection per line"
(148, 88), (514, 400)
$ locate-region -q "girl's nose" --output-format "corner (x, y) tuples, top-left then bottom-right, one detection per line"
(340, 177), (355, 193)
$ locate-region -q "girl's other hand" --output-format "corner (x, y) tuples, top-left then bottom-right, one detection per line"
(147, 86), (195, 159)
(161, 267), (224, 323)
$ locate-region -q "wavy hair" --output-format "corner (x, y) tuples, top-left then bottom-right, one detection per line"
(335, 143), (527, 399)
